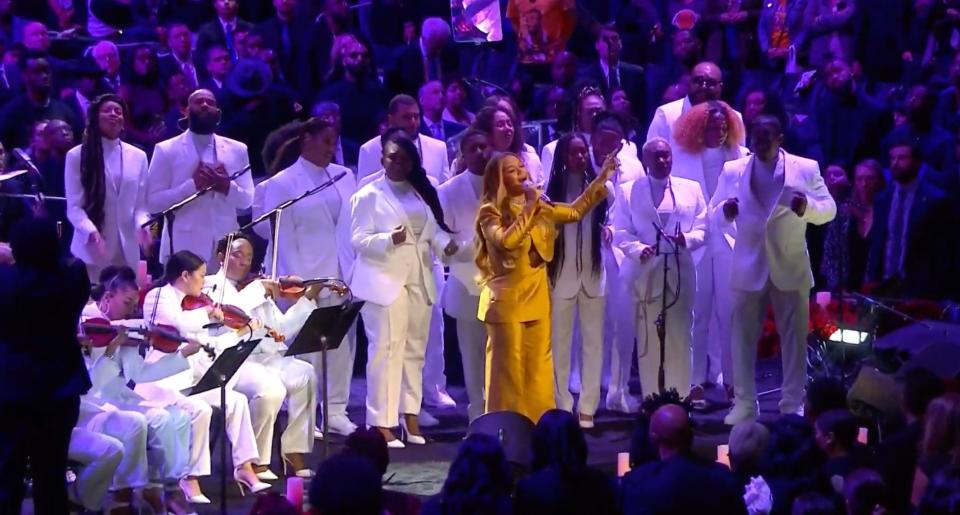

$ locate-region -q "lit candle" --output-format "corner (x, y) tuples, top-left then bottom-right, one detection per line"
(617, 452), (631, 477)
(815, 291), (831, 310)
(286, 477), (304, 512)
(717, 444), (730, 468)
(858, 427), (868, 445)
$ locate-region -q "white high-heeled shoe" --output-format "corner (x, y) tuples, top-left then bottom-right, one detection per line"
(399, 418), (426, 445)
(178, 478), (210, 505)
(234, 469), (271, 496)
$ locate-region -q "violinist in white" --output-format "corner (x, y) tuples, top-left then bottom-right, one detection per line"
(145, 89), (254, 265)
(612, 138), (707, 399)
(64, 94), (152, 281)
(259, 117), (360, 436)
(205, 234), (321, 479)
(79, 265), (202, 513)
(350, 131), (458, 448)
(590, 113), (645, 414)
(712, 116), (836, 425)
(135, 250), (270, 498)
(438, 129), (491, 422)
(671, 100), (748, 400)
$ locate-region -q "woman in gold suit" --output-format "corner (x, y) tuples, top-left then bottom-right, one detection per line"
(474, 150), (618, 422)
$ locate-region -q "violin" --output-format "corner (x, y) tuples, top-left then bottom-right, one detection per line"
(275, 277), (351, 300)
(181, 293), (286, 342)
(80, 317), (212, 355)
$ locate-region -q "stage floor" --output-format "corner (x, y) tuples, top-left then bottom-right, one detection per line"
(26, 359), (787, 514)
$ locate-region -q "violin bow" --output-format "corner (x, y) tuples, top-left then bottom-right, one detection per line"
(217, 232), (236, 306)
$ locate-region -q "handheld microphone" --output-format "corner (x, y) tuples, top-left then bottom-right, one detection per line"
(522, 180), (552, 204)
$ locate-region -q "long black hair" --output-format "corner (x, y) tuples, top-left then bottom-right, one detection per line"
(80, 93), (127, 231)
(381, 129), (452, 233)
(546, 132), (606, 284)
(163, 250), (205, 285)
(531, 409), (588, 477)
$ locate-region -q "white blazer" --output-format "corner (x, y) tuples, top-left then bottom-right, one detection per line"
(145, 131), (254, 264)
(613, 176), (707, 301)
(356, 133), (450, 185)
(552, 181), (607, 300)
(437, 170), (483, 317)
(709, 151), (836, 293)
(647, 97), (746, 147)
(349, 176), (452, 307)
(64, 140), (149, 269)
(259, 158), (357, 282)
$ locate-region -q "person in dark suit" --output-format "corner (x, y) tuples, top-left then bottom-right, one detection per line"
(882, 85), (957, 176)
(300, 0), (354, 93)
(157, 22), (201, 91)
(388, 17), (460, 97)
(0, 217), (91, 514)
(196, 0), (254, 63)
(514, 410), (617, 515)
(200, 45), (232, 104)
(312, 101), (360, 167)
(619, 405), (747, 515)
(0, 52), (81, 151)
(702, 0), (763, 71)
(317, 38), (388, 143)
(156, 0), (216, 31)
(577, 24), (643, 111)
(62, 58), (107, 129)
(418, 80), (467, 143)
(256, 0), (311, 94)
(866, 141), (958, 300)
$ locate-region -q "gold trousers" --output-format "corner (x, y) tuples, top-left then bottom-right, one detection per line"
(484, 319), (556, 423)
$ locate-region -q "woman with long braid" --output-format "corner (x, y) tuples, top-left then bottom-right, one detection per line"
(350, 130), (458, 448)
(65, 94), (152, 280)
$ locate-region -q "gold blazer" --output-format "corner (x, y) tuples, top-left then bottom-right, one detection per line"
(477, 176), (609, 323)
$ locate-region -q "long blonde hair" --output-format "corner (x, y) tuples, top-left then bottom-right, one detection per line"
(474, 152), (522, 286)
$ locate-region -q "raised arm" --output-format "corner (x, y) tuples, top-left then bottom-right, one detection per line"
(549, 152), (617, 224)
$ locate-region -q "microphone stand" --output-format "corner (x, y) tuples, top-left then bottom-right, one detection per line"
(237, 170), (348, 445)
(652, 222), (682, 394)
(141, 164), (252, 260)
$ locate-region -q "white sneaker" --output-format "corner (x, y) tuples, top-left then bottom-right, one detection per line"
(424, 386), (457, 409)
(723, 402), (759, 426)
(419, 409), (440, 427)
(313, 427), (324, 440)
(605, 392), (639, 414)
(326, 414), (358, 436)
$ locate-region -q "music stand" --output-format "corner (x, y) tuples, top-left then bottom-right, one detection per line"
(285, 301), (364, 459)
(183, 339), (260, 515)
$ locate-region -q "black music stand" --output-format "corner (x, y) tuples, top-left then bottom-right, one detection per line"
(285, 301), (364, 459)
(183, 339), (261, 514)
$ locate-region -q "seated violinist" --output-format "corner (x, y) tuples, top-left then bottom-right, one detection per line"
(203, 233), (333, 479)
(134, 251), (271, 500)
(78, 265), (204, 514)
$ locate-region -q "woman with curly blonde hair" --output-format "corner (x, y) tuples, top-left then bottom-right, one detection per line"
(670, 100), (747, 403)
(474, 150), (616, 422)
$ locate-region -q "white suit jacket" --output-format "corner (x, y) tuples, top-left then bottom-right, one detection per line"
(259, 159), (357, 282)
(145, 131), (254, 264)
(709, 151), (836, 292)
(437, 170), (483, 317)
(349, 176), (452, 306)
(613, 176), (707, 302)
(356, 133), (450, 184)
(646, 96), (746, 147)
(64, 140), (149, 269)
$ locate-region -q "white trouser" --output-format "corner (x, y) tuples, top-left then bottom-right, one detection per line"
(604, 250), (638, 401)
(363, 282), (432, 428)
(635, 285), (693, 399)
(233, 361), (286, 465)
(69, 428), (123, 510)
(454, 313), (487, 422)
(552, 289), (605, 416)
(129, 405), (191, 482)
(692, 252), (734, 387)
(301, 294), (357, 418)
(83, 410), (148, 491)
(249, 353), (317, 460)
(730, 279), (809, 413)
(422, 264), (448, 397)
(190, 387), (260, 474)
